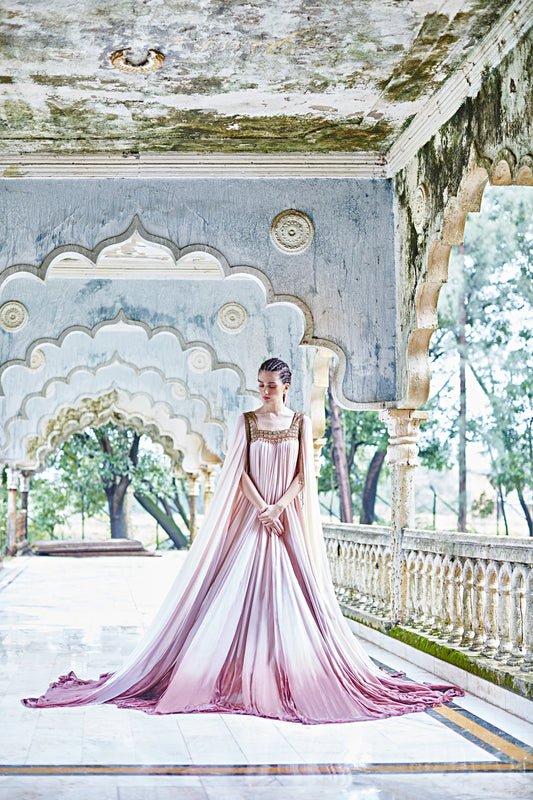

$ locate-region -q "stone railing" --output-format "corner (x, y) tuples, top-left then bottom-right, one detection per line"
(323, 523), (533, 684)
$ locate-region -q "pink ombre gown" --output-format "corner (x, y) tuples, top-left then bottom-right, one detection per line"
(22, 411), (462, 722)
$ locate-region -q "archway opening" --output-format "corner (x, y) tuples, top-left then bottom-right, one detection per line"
(419, 183), (533, 535)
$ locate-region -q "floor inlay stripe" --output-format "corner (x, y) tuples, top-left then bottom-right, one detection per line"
(432, 704), (533, 767)
(0, 762), (532, 776)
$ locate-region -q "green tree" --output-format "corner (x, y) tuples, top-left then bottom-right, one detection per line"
(51, 439), (106, 538)
(435, 186), (533, 534)
(26, 475), (70, 540)
(49, 425), (191, 546)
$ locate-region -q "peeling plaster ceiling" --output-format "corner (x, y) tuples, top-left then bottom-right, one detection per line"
(0, 0), (519, 153)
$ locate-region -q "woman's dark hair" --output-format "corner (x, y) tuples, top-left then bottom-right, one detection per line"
(258, 358), (292, 386)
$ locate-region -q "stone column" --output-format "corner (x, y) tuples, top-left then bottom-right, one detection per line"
(187, 474), (200, 544)
(18, 473), (31, 542)
(379, 409), (428, 625)
(6, 468), (20, 556)
(202, 466), (216, 514)
(310, 348), (331, 477)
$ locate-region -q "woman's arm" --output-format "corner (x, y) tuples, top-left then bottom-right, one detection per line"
(257, 471), (304, 536)
(239, 471), (285, 536)
(239, 471), (266, 511)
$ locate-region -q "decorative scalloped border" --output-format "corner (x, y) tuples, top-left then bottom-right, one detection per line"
(18, 388), (218, 474)
(400, 148), (533, 410)
(0, 215), (369, 410)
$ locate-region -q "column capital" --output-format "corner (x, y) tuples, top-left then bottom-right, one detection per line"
(187, 473), (200, 495)
(6, 467), (20, 490)
(379, 409), (429, 467)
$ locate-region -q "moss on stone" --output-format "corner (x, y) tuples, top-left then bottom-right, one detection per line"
(342, 608), (533, 701)
(0, 101), (397, 152)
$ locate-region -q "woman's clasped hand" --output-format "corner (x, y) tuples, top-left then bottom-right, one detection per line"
(257, 504), (284, 536)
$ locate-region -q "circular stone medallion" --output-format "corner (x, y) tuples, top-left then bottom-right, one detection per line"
(30, 349), (46, 370)
(188, 348), (211, 373)
(0, 301), (28, 331)
(412, 183), (429, 233)
(171, 381), (188, 399)
(217, 302), (248, 333)
(270, 209), (314, 253)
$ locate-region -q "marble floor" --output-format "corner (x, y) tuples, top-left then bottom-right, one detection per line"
(0, 553), (532, 800)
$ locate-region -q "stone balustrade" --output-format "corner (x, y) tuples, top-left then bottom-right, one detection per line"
(323, 524), (533, 679)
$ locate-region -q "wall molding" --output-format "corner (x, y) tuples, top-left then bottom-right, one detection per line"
(0, 152), (388, 179)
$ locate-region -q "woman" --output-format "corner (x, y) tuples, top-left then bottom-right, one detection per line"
(23, 358), (462, 722)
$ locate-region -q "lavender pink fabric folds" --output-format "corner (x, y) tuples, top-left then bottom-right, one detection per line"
(22, 412), (463, 723)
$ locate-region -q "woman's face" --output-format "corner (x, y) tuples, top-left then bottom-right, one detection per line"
(258, 371), (289, 404)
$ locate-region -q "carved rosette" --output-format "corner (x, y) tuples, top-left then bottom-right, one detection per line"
(0, 301), (28, 331)
(30, 349), (46, 371)
(188, 348), (211, 373)
(171, 381), (188, 399)
(270, 209), (314, 253)
(217, 302), (248, 333)
(412, 183), (429, 233)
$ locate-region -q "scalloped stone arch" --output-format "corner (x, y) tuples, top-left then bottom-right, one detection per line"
(16, 389), (220, 474)
(1, 360), (228, 463)
(401, 148), (533, 409)
(0, 216), (360, 408)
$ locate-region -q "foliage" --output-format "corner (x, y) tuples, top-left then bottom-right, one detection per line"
(434, 186), (533, 533)
(27, 474), (70, 540)
(318, 406), (389, 521)
(45, 424), (188, 547)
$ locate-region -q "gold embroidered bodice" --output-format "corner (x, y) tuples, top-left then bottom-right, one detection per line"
(244, 411), (304, 444)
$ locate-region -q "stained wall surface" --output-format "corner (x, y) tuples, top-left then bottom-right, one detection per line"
(0, 176), (397, 407)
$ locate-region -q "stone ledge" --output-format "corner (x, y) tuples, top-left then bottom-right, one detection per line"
(31, 539), (155, 557)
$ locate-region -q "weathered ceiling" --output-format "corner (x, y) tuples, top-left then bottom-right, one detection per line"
(0, 0), (519, 153)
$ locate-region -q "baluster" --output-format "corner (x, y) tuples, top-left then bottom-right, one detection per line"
(430, 555), (443, 635)
(405, 554), (416, 625)
(507, 567), (525, 666)
(441, 557), (454, 638)
(470, 561), (486, 651)
(460, 560), (474, 647)
(376, 549), (386, 615)
(382, 552), (392, 616)
(482, 564), (499, 657)
(338, 539), (346, 602)
(411, 554), (424, 627)
(367, 545), (377, 611)
(448, 559), (464, 644)
(420, 554), (434, 631)
(520, 570), (533, 672)
(495, 565), (512, 661)
(362, 546), (371, 609)
(352, 543), (363, 605)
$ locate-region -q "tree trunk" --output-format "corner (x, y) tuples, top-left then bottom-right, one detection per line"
(106, 481), (129, 539)
(517, 486), (533, 537)
(360, 449), (386, 524)
(98, 432), (140, 539)
(134, 492), (188, 549)
(497, 482), (509, 536)
(458, 244), (467, 532)
(328, 363), (353, 523)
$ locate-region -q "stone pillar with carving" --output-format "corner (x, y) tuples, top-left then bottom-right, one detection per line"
(6, 468), (20, 556)
(202, 466), (216, 514)
(187, 473), (200, 545)
(380, 409), (428, 625)
(18, 473), (30, 542)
